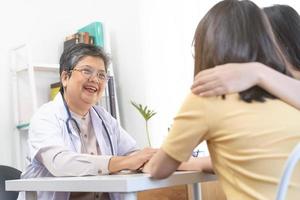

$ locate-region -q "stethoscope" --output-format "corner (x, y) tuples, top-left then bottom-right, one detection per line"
(61, 92), (114, 155)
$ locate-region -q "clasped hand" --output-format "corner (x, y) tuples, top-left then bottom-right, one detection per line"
(127, 147), (158, 171)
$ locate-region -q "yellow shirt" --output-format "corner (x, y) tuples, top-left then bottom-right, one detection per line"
(162, 93), (300, 200)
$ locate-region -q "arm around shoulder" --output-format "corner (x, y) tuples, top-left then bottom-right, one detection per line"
(192, 62), (300, 110)
(257, 64), (300, 110)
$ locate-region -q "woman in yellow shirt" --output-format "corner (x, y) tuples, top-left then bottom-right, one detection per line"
(182, 4), (300, 174)
(144, 1), (300, 200)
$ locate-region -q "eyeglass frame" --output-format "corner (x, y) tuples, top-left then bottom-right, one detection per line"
(70, 65), (110, 81)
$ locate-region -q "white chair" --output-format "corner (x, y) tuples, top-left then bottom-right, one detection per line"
(276, 143), (300, 200)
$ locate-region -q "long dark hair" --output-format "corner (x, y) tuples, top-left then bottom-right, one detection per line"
(193, 0), (290, 102)
(264, 5), (300, 70)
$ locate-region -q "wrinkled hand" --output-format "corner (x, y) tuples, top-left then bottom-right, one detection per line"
(191, 62), (261, 96)
(127, 148), (157, 170)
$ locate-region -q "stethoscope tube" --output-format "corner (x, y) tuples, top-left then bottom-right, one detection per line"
(92, 107), (114, 155)
(61, 92), (114, 155)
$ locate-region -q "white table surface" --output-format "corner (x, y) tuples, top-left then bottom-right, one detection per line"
(6, 171), (217, 200)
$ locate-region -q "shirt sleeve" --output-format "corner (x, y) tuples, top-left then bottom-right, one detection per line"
(36, 146), (112, 176)
(162, 93), (209, 162)
(28, 103), (67, 161)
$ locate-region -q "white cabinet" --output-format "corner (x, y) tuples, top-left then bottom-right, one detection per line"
(11, 44), (60, 170)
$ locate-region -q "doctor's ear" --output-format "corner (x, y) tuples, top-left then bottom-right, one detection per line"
(61, 71), (70, 88)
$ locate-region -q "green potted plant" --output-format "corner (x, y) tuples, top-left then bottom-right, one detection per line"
(131, 101), (156, 147)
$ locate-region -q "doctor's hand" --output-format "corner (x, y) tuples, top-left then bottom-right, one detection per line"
(108, 148), (157, 173)
(126, 148), (158, 170)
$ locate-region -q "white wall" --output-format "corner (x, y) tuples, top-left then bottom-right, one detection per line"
(1, 0), (300, 167)
(138, 0), (221, 147)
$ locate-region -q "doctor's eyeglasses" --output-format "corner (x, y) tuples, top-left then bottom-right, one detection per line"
(71, 66), (109, 81)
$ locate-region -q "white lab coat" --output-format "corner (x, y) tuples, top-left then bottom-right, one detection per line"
(17, 93), (138, 200)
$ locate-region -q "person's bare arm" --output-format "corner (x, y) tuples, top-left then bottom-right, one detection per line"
(191, 62), (300, 109)
(257, 66), (300, 109)
(177, 156), (214, 173)
(142, 149), (180, 179)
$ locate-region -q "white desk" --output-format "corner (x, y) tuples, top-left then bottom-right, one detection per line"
(6, 171), (217, 200)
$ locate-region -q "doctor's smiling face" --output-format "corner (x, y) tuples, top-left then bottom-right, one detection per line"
(59, 43), (109, 116)
(61, 56), (107, 115)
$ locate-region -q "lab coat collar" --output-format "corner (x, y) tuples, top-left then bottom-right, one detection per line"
(53, 92), (69, 122)
(90, 107), (113, 155)
(52, 93), (110, 154)
(52, 93), (116, 155)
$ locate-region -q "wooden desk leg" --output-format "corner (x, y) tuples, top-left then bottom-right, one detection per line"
(193, 183), (201, 200)
(25, 191), (37, 200)
(122, 192), (137, 200)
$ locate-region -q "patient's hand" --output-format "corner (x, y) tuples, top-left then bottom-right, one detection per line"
(177, 156), (214, 173)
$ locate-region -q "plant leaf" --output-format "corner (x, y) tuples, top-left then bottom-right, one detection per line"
(131, 101), (156, 121)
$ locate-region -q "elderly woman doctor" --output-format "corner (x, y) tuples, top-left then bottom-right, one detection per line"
(18, 43), (156, 200)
